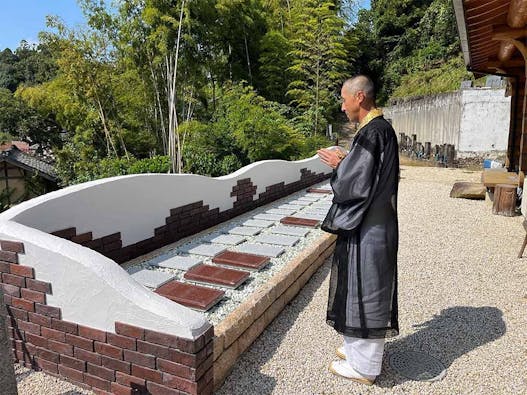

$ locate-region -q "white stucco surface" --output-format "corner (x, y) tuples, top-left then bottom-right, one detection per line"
(384, 88), (511, 153)
(0, 155), (330, 246)
(0, 221), (210, 339)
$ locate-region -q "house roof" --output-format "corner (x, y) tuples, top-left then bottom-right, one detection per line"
(0, 146), (57, 182)
(0, 141), (30, 153)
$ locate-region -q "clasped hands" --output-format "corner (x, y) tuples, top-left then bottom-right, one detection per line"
(317, 148), (346, 169)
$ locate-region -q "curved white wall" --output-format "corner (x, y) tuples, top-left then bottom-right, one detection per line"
(1, 155), (330, 246)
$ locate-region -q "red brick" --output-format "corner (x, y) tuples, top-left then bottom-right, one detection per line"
(28, 312), (52, 327)
(194, 353), (213, 381)
(84, 372), (111, 391)
(110, 382), (137, 395)
(107, 333), (136, 350)
(2, 273), (25, 287)
(36, 347), (59, 363)
(60, 354), (86, 371)
(6, 306), (28, 321)
(115, 322), (145, 340)
(0, 250), (17, 263)
(17, 320), (40, 335)
(66, 333), (94, 351)
(94, 341), (122, 359)
(11, 297), (34, 312)
(71, 232), (93, 244)
(35, 304), (61, 319)
(48, 339), (73, 356)
(35, 357), (58, 374)
(3, 294), (12, 305)
(26, 278), (51, 293)
(21, 288), (45, 303)
(87, 362), (115, 381)
(137, 340), (169, 359)
(123, 349), (156, 368)
(157, 358), (192, 380)
(146, 382), (182, 395)
(41, 327), (65, 342)
(26, 332), (48, 348)
(1, 283), (20, 297)
(162, 373), (197, 394)
(52, 319), (78, 334)
(115, 371), (146, 387)
(92, 389), (112, 395)
(58, 364), (84, 384)
(177, 327), (213, 354)
(101, 355), (130, 374)
(8, 326), (25, 341)
(74, 347), (101, 365)
(78, 325), (106, 342)
(131, 364), (163, 383)
(9, 264), (34, 278)
(0, 261), (10, 272)
(0, 240), (24, 253)
(144, 330), (181, 349)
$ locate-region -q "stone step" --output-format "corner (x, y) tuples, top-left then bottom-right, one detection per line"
(155, 280), (224, 311)
(266, 208), (297, 215)
(130, 268), (177, 289)
(179, 243), (227, 257)
(242, 219), (275, 228)
(292, 212), (326, 220)
(253, 234), (300, 247)
(236, 243), (284, 258)
(297, 196), (320, 202)
(203, 234), (246, 245)
(149, 255), (203, 271)
(184, 264), (250, 289)
(212, 251), (270, 271)
(253, 213), (283, 221)
(225, 226), (262, 236)
(280, 216), (320, 227)
(269, 225), (310, 237)
(287, 200), (313, 206)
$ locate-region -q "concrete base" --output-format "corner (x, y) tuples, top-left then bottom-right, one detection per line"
(212, 233), (336, 390)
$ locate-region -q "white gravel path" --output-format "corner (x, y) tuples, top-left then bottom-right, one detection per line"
(217, 166), (527, 395)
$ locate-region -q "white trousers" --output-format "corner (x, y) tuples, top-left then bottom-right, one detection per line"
(343, 336), (385, 377)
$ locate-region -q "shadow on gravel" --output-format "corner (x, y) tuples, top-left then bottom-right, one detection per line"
(216, 260), (333, 395)
(377, 306), (506, 388)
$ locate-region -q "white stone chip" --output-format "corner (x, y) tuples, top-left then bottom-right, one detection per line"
(225, 226), (262, 236)
(179, 243), (227, 257)
(236, 243), (285, 257)
(130, 269), (176, 289)
(243, 219), (275, 228)
(254, 234), (300, 247)
(269, 225), (310, 237)
(204, 234), (247, 245)
(149, 255), (203, 271)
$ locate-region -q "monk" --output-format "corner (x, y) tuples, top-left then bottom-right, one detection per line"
(317, 75), (399, 385)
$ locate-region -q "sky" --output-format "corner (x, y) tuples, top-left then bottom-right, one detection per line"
(0, 0), (372, 51)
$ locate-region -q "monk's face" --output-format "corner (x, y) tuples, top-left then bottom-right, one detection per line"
(340, 86), (363, 122)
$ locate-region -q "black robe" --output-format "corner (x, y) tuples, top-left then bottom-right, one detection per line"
(322, 115), (399, 339)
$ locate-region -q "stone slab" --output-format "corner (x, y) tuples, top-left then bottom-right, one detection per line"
(179, 243), (227, 257)
(277, 204), (304, 211)
(130, 269), (177, 289)
(280, 216), (320, 227)
(149, 255), (203, 271)
(297, 196), (320, 202)
(253, 213), (283, 221)
(242, 219), (275, 228)
(269, 225), (310, 237)
(307, 188), (332, 194)
(225, 226), (262, 236)
(213, 251), (270, 271)
(288, 200), (313, 206)
(204, 234), (247, 245)
(450, 182), (486, 199)
(253, 234), (300, 247)
(236, 244), (284, 258)
(292, 212), (326, 220)
(155, 281), (224, 311)
(184, 264), (250, 289)
(266, 208), (297, 215)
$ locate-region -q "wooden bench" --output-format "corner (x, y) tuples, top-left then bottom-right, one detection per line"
(481, 170), (519, 190)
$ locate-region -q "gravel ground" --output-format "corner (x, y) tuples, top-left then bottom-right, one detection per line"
(218, 166), (527, 395)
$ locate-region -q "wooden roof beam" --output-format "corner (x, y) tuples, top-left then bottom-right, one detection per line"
(492, 25), (527, 39)
(486, 57), (526, 68)
(498, 0), (527, 61)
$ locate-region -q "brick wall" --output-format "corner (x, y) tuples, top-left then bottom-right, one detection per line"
(1, 240), (213, 395)
(51, 168), (330, 264)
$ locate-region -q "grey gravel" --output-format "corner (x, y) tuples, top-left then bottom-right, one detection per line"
(218, 166), (527, 395)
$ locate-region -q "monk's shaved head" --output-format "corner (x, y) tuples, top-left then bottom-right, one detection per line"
(343, 75), (376, 102)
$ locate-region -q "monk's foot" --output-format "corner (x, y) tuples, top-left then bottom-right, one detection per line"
(328, 360), (375, 385)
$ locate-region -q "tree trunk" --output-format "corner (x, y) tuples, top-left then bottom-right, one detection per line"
(0, 288), (18, 395)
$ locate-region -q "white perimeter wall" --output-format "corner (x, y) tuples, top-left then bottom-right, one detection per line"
(384, 89), (511, 153)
